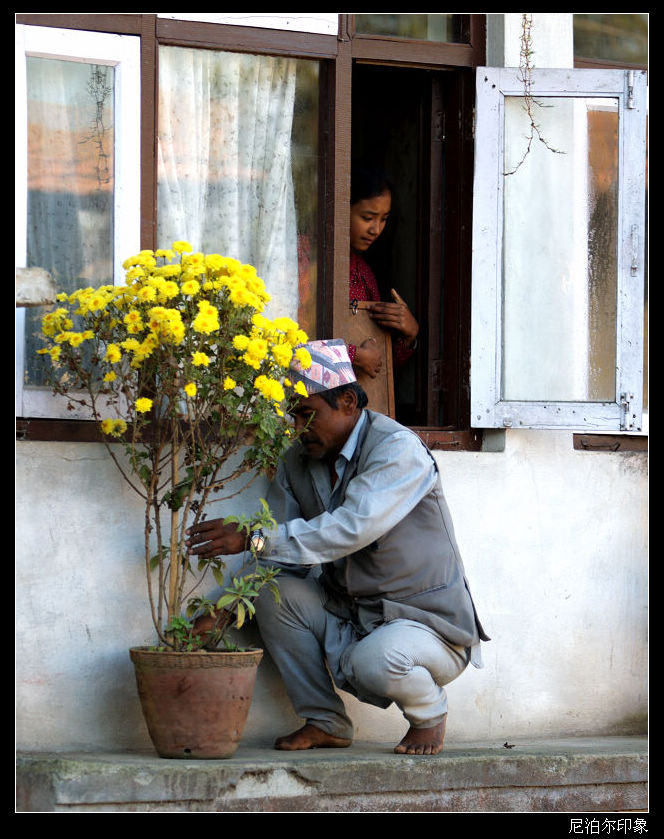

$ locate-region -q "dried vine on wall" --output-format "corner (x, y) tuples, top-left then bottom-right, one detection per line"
(505, 14), (564, 176)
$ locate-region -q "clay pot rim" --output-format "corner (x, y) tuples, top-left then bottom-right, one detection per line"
(129, 645), (263, 655)
(129, 646), (264, 669)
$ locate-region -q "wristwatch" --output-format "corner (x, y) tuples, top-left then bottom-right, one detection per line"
(249, 528), (266, 554)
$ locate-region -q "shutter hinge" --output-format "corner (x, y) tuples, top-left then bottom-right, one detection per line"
(620, 392), (636, 431)
(627, 70), (635, 109)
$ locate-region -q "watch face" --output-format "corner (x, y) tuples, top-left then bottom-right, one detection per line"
(251, 532), (265, 552)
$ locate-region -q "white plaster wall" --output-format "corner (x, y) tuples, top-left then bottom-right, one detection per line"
(15, 432), (647, 750)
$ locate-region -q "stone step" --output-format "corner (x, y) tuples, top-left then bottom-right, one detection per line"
(16, 735), (647, 814)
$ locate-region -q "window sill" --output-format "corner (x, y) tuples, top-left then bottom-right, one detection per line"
(17, 418), (104, 443)
(17, 418), (487, 451)
(411, 428), (483, 451)
(17, 420), (647, 454)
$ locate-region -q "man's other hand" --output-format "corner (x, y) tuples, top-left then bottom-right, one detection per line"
(186, 519), (245, 558)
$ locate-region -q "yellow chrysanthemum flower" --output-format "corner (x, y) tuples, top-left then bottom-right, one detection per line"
(192, 311), (219, 335)
(66, 332), (86, 347)
(104, 371), (116, 382)
(223, 376), (236, 390)
(192, 301), (219, 335)
(294, 381), (309, 397)
(173, 240), (192, 254)
(101, 418), (128, 437)
(274, 317), (299, 334)
(184, 382), (197, 398)
(135, 397), (153, 413)
(228, 285), (252, 307)
(254, 375), (285, 403)
(294, 348), (312, 369)
(271, 343), (293, 367)
(232, 335), (250, 351)
(37, 345), (62, 361)
(162, 280), (181, 299)
(125, 266), (146, 282)
(136, 285), (157, 303)
(181, 279), (201, 296)
(192, 351), (210, 367)
(105, 344), (122, 364)
(124, 310), (144, 333)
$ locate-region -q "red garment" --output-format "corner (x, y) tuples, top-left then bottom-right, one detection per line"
(348, 251), (413, 368)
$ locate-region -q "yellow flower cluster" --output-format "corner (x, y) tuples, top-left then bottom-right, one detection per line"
(232, 313), (309, 375)
(38, 241), (313, 439)
(254, 375), (285, 404)
(100, 418), (128, 437)
(192, 301), (220, 335)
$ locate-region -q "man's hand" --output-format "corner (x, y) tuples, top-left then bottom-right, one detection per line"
(368, 289), (419, 344)
(186, 518), (246, 559)
(353, 337), (383, 379)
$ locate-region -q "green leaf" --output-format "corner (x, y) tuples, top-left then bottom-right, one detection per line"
(215, 594), (237, 610)
(235, 601), (246, 629)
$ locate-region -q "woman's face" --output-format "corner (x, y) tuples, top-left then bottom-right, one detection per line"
(350, 190), (391, 252)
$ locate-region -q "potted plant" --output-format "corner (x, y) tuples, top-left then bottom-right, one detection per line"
(36, 240), (312, 758)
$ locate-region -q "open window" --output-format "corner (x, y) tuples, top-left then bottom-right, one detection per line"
(471, 67), (647, 431)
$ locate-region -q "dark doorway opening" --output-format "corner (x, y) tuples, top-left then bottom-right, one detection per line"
(352, 63), (445, 427)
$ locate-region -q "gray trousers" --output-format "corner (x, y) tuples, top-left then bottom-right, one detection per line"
(255, 572), (468, 741)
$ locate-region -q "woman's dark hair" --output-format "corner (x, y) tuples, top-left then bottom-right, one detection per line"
(350, 163), (393, 206)
(318, 382), (369, 411)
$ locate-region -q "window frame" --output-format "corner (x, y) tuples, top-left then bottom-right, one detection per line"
(15, 22), (141, 420)
(331, 14), (485, 445)
(470, 66), (647, 432)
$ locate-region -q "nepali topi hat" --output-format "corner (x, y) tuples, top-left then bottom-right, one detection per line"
(289, 338), (356, 396)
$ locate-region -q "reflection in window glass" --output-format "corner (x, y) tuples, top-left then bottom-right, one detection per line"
(502, 97), (619, 403)
(354, 13), (468, 43)
(157, 48), (319, 337)
(574, 13), (648, 66)
(25, 56), (115, 388)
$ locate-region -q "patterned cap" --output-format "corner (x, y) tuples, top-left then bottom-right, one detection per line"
(289, 338), (357, 396)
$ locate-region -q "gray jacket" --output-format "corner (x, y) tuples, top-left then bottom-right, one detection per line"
(269, 410), (489, 649)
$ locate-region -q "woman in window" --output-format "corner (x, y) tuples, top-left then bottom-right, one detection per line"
(347, 165), (419, 379)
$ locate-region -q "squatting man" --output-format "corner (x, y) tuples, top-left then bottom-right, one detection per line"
(186, 339), (489, 756)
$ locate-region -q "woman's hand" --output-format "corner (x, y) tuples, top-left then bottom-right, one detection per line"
(353, 337), (383, 379)
(186, 518), (245, 559)
(368, 289), (419, 345)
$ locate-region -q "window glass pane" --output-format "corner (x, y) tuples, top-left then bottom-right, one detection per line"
(574, 14), (648, 65)
(157, 47), (319, 337)
(25, 56), (115, 389)
(502, 96), (619, 403)
(355, 13), (468, 43)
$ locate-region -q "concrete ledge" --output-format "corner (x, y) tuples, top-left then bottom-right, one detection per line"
(16, 736), (647, 813)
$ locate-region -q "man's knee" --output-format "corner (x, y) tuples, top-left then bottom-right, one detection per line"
(255, 570), (323, 627)
(343, 634), (411, 697)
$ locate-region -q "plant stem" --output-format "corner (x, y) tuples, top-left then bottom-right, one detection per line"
(167, 446), (181, 628)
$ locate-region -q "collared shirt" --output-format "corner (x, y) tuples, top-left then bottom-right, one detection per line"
(311, 408), (367, 511)
(266, 410), (439, 567)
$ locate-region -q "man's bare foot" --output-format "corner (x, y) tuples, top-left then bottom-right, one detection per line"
(274, 724), (352, 751)
(394, 716), (447, 755)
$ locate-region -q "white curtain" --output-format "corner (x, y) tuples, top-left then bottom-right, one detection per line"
(157, 47), (299, 316)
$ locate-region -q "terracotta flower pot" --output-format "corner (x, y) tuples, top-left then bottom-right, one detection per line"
(129, 646), (263, 759)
